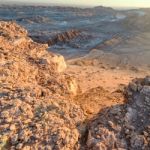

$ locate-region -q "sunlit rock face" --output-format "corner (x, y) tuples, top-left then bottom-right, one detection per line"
(0, 21), (79, 97)
(0, 21), (67, 73)
(0, 21), (84, 150)
(0, 21), (28, 38)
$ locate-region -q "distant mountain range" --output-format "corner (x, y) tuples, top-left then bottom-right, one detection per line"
(0, 4), (150, 58)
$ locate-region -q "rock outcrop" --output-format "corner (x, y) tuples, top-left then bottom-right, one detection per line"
(87, 76), (150, 149)
(0, 21), (84, 150)
(31, 29), (81, 46)
(91, 35), (124, 50)
(16, 16), (53, 24)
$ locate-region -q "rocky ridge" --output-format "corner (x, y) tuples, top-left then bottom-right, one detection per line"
(31, 29), (81, 46)
(0, 21), (84, 150)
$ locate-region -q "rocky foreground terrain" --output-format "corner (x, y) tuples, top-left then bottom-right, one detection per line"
(0, 21), (83, 150)
(0, 21), (150, 150)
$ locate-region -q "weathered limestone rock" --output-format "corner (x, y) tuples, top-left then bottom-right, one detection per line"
(50, 54), (67, 73)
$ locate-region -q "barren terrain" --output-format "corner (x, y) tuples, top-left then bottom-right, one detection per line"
(0, 5), (150, 150)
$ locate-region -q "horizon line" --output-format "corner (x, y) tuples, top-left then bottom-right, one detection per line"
(0, 2), (149, 9)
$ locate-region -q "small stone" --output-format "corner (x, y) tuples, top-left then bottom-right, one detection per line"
(129, 82), (137, 92)
(22, 146), (31, 150)
(18, 130), (28, 140)
(145, 96), (150, 103)
(5, 117), (12, 123)
(108, 121), (114, 127)
(125, 129), (130, 134)
(127, 91), (133, 97)
(130, 135), (145, 149)
(143, 131), (148, 137)
(96, 135), (101, 139)
(94, 127), (99, 131)
(137, 84), (142, 91)
(16, 143), (23, 150)
(1, 111), (9, 118)
(11, 134), (18, 145)
(144, 76), (150, 85)
(45, 145), (52, 150)
(10, 124), (16, 131)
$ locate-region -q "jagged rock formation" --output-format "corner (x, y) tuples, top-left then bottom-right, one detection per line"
(0, 21), (84, 150)
(91, 35), (123, 50)
(16, 16), (53, 24)
(87, 76), (150, 149)
(31, 29), (81, 46)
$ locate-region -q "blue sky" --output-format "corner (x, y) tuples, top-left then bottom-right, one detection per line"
(1, 0), (150, 8)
